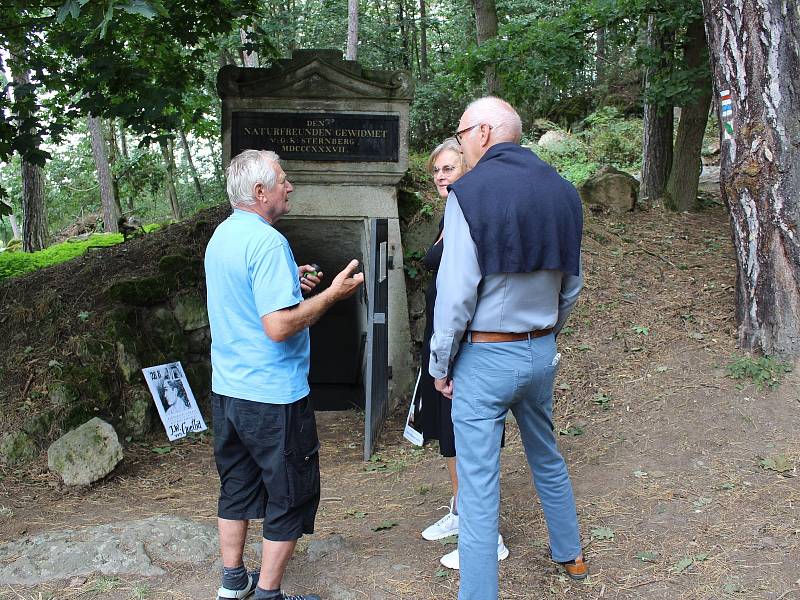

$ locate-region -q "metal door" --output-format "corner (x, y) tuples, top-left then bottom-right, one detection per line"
(363, 218), (389, 460)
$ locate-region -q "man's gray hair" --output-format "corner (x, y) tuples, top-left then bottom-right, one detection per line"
(226, 149), (281, 207)
(464, 97), (522, 143)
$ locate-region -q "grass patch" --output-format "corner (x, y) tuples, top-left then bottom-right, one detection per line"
(0, 225), (159, 280)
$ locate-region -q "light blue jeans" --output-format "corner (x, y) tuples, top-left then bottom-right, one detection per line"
(452, 334), (581, 600)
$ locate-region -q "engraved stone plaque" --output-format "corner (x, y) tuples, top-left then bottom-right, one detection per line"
(231, 111), (400, 162)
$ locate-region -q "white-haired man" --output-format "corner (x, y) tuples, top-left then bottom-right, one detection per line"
(429, 97), (587, 598)
(205, 149), (364, 600)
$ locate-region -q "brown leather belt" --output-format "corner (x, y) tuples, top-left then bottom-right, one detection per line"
(467, 328), (553, 343)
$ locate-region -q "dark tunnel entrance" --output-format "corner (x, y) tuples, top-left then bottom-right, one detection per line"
(276, 218), (368, 410)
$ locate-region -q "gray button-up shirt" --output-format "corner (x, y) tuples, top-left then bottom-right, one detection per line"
(428, 191), (583, 380)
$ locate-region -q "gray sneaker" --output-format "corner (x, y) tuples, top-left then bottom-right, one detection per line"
(217, 572), (258, 600)
(279, 594), (321, 600)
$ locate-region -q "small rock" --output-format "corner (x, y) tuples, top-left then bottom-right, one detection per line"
(69, 576), (87, 587)
(47, 417), (123, 486)
(0, 431), (37, 466)
(48, 382), (79, 408)
(116, 341), (141, 383)
(0, 506), (14, 519)
(578, 166), (638, 214)
(173, 293), (209, 331)
(306, 534), (348, 561)
(121, 388), (155, 439)
(537, 130), (569, 149)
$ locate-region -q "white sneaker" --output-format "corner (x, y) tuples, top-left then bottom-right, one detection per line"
(439, 534), (509, 570)
(421, 497), (459, 541)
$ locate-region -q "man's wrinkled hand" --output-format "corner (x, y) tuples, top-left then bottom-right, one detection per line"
(434, 377), (453, 399)
(329, 259), (364, 300)
(299, 264), (323, 295)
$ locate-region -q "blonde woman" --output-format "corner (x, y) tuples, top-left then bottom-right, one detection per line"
(417, 138), (509, 569)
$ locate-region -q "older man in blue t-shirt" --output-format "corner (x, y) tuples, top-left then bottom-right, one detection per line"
(205, 149), (363, 600)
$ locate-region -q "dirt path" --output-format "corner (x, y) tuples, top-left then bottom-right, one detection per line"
(1, 207), (798, 600)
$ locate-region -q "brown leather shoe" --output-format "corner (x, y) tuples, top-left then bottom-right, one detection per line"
(559, 555), (588, 580)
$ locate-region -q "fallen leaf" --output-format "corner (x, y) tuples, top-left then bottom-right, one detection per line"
(671, 557), (694, 573)
(372, 520), (398, 531)
(759, 455), (794, 474)
(634, 551), (658, 562)
(591, 526), (614, 541)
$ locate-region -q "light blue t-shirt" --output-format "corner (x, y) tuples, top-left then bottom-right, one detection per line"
(204, 209), (310, 404)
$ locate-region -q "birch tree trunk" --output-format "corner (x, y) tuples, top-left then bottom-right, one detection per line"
(664, 16), (712, 212)
(9, 212), (21, 240)
(179, 128), (204, 201)
(702, 0), (800, 356)
(472, 0), (499, 94)
(88, 114), (120, 233)
(640, 14), (674, 206)
(347, 0), (359, 60)
(239, 27), (259, 67)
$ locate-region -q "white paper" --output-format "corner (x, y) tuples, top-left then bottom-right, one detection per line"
(142, 361), (208, 441)
(403, 369), (424, 446)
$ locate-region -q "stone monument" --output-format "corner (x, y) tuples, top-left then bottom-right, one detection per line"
(217, 49), (413, 410)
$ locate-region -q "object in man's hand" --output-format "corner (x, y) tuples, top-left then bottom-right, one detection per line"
(303, 263), (320, 278)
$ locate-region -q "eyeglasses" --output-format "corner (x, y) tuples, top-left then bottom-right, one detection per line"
(454, 123), (492, 145)
(432, 165), (458, 176)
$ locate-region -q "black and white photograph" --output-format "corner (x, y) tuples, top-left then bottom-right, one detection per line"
(142, 361), (207, 441)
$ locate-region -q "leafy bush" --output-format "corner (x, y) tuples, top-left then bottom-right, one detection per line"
(535, 137), (599, 185)
(726, 354), (793, 390)
(581, 107), (643, 170)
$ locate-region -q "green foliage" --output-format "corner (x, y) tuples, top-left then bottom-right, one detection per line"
(0, 233), (123, 280)
(533, 109), (642, 184)
(726, 355), (792, 390)
(581, 107), (643, 169)
(0, 224), (159, 280)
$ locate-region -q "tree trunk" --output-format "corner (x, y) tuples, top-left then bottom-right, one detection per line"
(11, 67), (48, 251)
(160, 138), (181, 219)
(117, 119), (129, 159)
(640, 14), (674, 206)
(596, 27), (606, 94)
(104, 118), (123, 215)
(472, 0), (499, 94)
(664, 17), (712, 212)
(419, 0), (428, 80)
(702, 0), (800, 356)
(87, 115), (120, 232)
(239, 27), (259, 67)
(20, 161), (46, 251)
(398, 0), (410, 69)
(347, 0), (359, 60)
(9, 211), (21, 240)
(179, 128), (204, 201)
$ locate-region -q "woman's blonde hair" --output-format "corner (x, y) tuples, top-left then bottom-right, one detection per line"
(426, 137), (465, 174)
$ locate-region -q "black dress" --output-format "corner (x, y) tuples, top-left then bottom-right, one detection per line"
(418, 221), (457, 457)
(416, 221), (504, 457)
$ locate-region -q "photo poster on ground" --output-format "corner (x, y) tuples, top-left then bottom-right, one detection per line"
(403, 368), (424, 446)
(142, 361), (207, 441)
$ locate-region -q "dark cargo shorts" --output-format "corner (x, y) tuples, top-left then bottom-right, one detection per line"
(212, 392), (321, 541)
